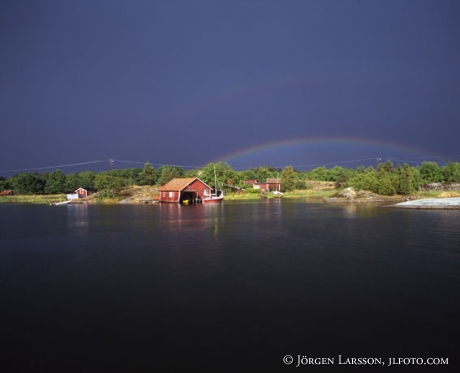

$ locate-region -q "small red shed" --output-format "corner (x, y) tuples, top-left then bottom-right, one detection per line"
(158, 178), (212, 203)
(75, 188), (88, 198)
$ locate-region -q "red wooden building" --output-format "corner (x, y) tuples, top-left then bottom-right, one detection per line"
(75, 187), (88, 198)
(158, 178), (213, 203)
(254, 178), (281, 192)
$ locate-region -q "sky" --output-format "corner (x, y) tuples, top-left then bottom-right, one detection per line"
(1, 0), (459, 175)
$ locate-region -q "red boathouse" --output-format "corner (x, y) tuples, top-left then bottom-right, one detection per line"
(158, 178), (213, 203)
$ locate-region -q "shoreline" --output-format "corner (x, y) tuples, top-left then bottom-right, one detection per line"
(3, 190), (460, 209)
(385, 197), (460, 209)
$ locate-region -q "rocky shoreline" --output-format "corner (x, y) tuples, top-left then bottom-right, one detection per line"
(324, 187), (460, 209)
(324, 188), (404, 203)
(386, 197), (460, 209)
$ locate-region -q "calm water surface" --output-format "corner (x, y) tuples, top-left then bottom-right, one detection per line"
(0, 201), (459, 372)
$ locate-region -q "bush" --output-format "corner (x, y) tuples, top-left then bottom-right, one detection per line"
(244, 188), (261, 194)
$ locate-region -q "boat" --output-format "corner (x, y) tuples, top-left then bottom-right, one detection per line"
(202, 191), (224, 203)
(50, 200), (71, 206)
(202, 165), (224, 203)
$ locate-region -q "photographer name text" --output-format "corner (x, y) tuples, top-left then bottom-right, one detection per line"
(282, 355), (449, 367)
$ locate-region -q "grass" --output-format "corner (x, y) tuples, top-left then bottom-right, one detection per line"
(0, 194), (67, 204)
(225, 189), (337, 200)
(284, 190), (336, 198)
(414, 190), (460, 198)
(414, 191), (445, 198)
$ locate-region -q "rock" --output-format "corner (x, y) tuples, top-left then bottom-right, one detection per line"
(337, 187), (357, 199)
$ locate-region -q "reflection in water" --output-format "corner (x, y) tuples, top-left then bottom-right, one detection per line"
(0, 201), (459, 371)
(67, 205), (89, 238)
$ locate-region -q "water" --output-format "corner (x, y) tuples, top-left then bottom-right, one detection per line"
(0, 201), (459, 372)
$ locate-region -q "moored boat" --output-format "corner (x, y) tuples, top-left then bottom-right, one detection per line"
(202, 191), (224, 203)
(50, 200), (71, 206)
(202, 165), (224, 203)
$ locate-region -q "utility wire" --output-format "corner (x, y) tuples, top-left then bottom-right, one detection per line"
(0, 160), (108, 174)
(2, 154), (459, 175)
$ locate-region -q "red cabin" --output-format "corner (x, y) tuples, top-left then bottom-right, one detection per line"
(75, 187), (88, 198)
(254, 178), (281, 191)
(158, 178), (212, 203)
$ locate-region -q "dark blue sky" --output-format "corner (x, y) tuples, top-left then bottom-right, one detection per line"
(1, 0), (459, 174)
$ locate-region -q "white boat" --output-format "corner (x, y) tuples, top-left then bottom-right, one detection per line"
(202, 190), (224, 203)
(50, 200), (71, 206)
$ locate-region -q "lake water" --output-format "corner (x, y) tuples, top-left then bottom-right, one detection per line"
(0, 201), (459, 372)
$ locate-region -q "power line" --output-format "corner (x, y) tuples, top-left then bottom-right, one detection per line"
(113, 159), (206, 169)
(1, 153), (459, 175)
(0, 160), (108, 174)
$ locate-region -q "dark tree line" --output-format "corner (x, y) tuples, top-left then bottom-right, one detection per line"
(1, 161), (459, 196)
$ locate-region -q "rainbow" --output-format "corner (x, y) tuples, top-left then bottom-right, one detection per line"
(216, 137), (447, 170)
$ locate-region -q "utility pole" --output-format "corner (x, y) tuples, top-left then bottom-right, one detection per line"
(376, 157), (381, 170)
(109, 159), (113, 174)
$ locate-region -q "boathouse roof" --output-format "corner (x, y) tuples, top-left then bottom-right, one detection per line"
(158, 178), (211, 191)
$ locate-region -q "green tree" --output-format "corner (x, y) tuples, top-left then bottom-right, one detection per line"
(156, 166), (184, 186)
(308, 166), (328, 181)
(419, 162), (443, 183)
(79, 171), (95, 190)
(45, 170), (66, 194)
(11, 173), (45, 194)
(397, 163), (415, 195)
(281, 166), (295, 192)
(251, 166), (278, 182)
(349, 170), (378, 192)
(377, 174), (396, 195)
(138, 162), (156, 185)
(184, 168), (200, 178)
(377, 162), (398, 194)
(442, 162), (460, 182)
(94, 174), (124, 198)
(65, 172), (81, 192)
(123, 168), (143, 186)
(199, 162), (236, 190)
(380, 160), (394, 173)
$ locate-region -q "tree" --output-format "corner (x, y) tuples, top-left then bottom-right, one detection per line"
(349, 170), (378, 192)
(156, 166), (184, 186)
(138, 162), (156, 185)
(123, 168), (143, 186)
(380, 160), (394, 173)
(65, 172), (80, 192)
(45, 170), (66, 194)
(377, 174), (396, 196)
(281, 166), (295, 192)
(94, 174), (124, 198)
(11, 173), (45, 194)
(419, 162), (443, 183)
(442, 162), (460, 182)
(251, 166), (277, 182)
(79, 171), (95, 190)
(397, 163), (415, 195)
(199, 162), (236, 190)
(308, 166), (328, 181)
